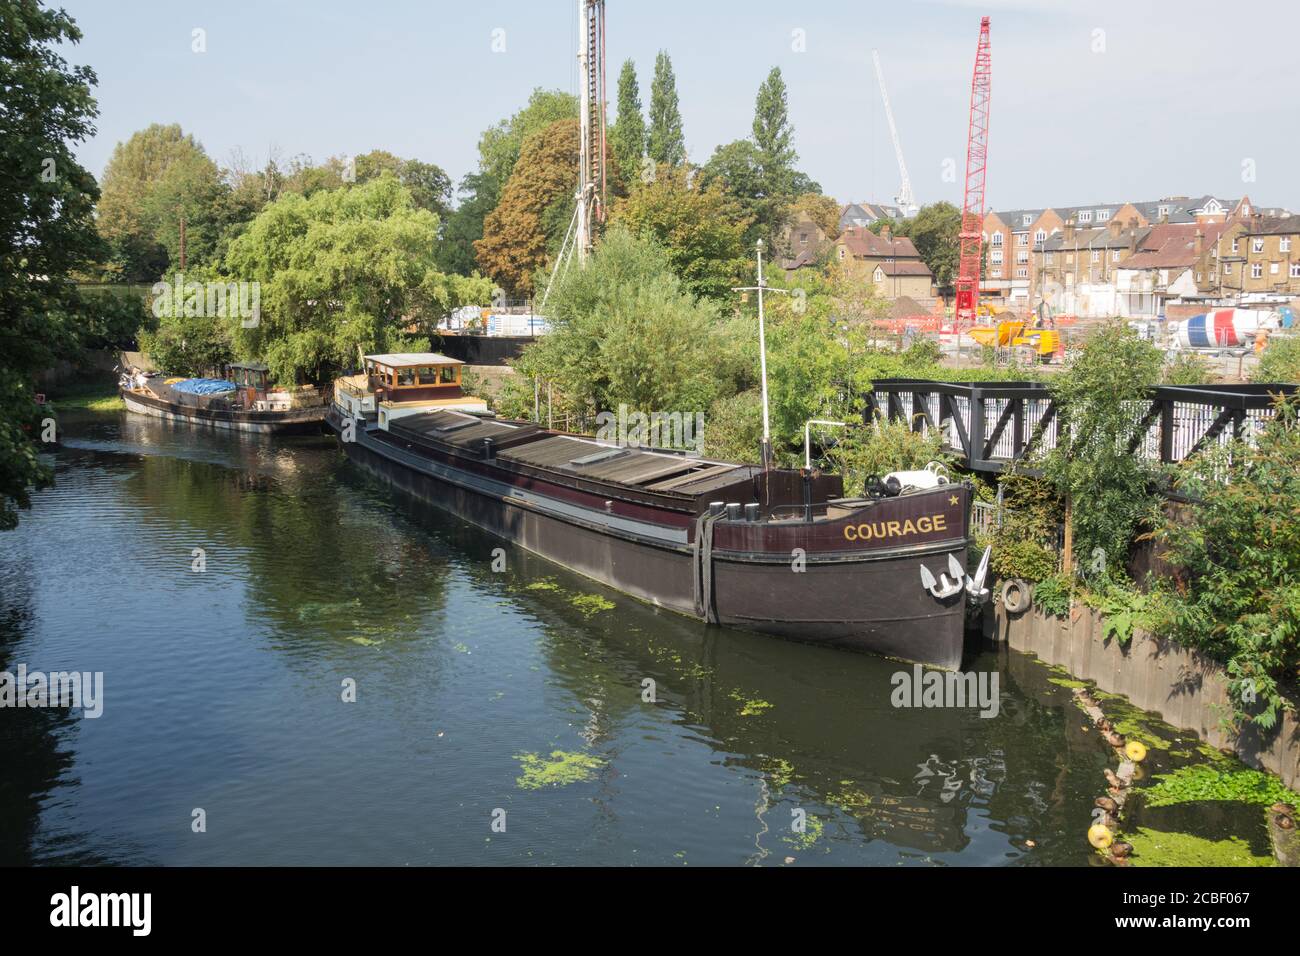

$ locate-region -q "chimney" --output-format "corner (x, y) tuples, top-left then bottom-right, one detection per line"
(879, 222), (892, 240)
(1064, 219), (1076, 242)
(1108, 218), (1122, 238)
(1129, 229), (1139, 254)
(1193, 229), (1204, 257)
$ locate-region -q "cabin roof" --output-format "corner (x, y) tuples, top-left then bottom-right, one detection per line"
(227, 361), (269, 371)
(365, 352), (462, 368)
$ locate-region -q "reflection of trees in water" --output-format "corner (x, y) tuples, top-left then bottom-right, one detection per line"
(417, 514), (979, 856)
(0, 562), (118, 864)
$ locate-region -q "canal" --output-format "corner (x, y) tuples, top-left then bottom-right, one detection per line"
(0, 411), (1156, 866)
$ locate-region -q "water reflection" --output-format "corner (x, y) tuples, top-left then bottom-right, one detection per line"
(0, 412), (1112, 865)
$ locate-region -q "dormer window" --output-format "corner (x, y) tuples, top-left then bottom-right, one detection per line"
(1097, 210), (1110, 222)
(1158, 205), (1170, 218)
(1022, 215), (1032, 226)
(1078, 210), (1093, 223)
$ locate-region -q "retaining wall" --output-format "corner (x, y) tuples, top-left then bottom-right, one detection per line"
(986, 602), (1300, 790)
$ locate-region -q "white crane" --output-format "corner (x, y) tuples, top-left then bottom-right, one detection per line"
(872, 49), (918, 217)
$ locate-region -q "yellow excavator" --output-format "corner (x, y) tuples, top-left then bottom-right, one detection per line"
(968, 308), (1060, 361)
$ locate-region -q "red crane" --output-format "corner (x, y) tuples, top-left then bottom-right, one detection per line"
(954, 16), (991, 327)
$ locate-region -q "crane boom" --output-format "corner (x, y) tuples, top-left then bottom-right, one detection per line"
(954, 16), (992, 328)
(872, 50), (916, 216)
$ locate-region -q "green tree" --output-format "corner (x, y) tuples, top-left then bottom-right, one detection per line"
(611, 164), (751, 300)
(1153, 395), (1300, 730)
(0, 0), (103, 529)
(647, 51), (685, 167)
(354, 149), (452, 220)
(892, 202), (961, 289)
(223, 175), (491, 385)
(1253, 336), (1300, 384)
(437, 171), (496, 277)
(610, 59), (646, 186)
(477, 88), (578, 205)
(475, 119), (579, 296)
(751, 67), (798, 241)
(1043, 320), (1163, 580)
(505, 226), (726, 419)
(96, 123), (228, 279)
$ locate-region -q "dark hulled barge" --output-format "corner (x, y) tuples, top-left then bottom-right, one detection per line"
(328, 353), (989, 669)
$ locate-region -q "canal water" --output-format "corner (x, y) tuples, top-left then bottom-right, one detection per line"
(1, 411), (1128, 866)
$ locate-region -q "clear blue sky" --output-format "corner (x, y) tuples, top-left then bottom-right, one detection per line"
(56, 0), (1299, 212)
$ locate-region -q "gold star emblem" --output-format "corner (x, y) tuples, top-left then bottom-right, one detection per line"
(949, 495), (959, 506)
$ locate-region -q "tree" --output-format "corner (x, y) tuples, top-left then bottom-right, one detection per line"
(0, 0), (103, 529)
(477, 88), (578, 205)
(475, 119), (579, 296)
(437, 171), (496, 277)
(1043, 320), (1164, 580)
(610, 59), (646, 186)
(610, 164), (751, 300)
(647, 51), (685, 167)
(749, 67), (801, 244)
(96, 123), (228, 279)
(505, 226), (727, 420)
(789, 192), (841, 242)
(222, 175), (492, 385)
(700, 138), (820, 248)
(893, 202), (961, 289)
(354, 149), (452, 220)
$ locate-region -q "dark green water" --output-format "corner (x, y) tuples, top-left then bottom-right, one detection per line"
(0, 411), (1122, 866)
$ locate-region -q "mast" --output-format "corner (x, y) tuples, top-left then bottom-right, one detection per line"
(576, 0), (607, 262)
(872, 50), (916, 216)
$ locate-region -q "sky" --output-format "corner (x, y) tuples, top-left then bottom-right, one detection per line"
(54, 0), (1300, 214)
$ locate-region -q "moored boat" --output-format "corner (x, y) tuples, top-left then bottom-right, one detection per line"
(327, 352), (990, 669)
(120, 362), (327, 434)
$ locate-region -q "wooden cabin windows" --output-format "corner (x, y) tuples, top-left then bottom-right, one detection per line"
(366, 360), (461, 392)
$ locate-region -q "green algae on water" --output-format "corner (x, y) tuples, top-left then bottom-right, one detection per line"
(784, 813), (824, 850)
(525, 579), (561, 592)
(515, 749), (605, 789)
(1141, 763), (1300, 809)
(570, 593), (615, 616)
(1125, 827), (1274, 867)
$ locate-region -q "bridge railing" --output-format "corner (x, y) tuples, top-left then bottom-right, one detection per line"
(868, 378), (1295, 473)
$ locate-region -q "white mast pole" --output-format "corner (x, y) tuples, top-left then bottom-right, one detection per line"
(576, 0), (591, 263)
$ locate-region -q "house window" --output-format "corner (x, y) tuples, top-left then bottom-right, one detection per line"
(1066, 253), (1074, 264)
(873, 267), (884, 282)
(1035, 229), (1046, 243)
(1231, 238), (1239, 253)
(1091, 250), (1100, 263)
(1017, 234), (1028, 246)
(1016, 268), (1028, 278)
(1016, 250), (1029, 264)
(1224, 262), (1233, 274)
(799, 232), (808, 246)
(1270, 262), (1280, 274)
(1112, 250), (1121, 262)
(991, 233), (1003, 245)
(1252, 238), (1264, 253)
(1097, 210), (1110, 222)
(1079, 211), (1093, 223)
(838, 247), (846, 260)
(992, 269), (1002, 278)
(991, 250), (1003, 263)
(1251, 263), (1262, 278)
(1282, 237), (1292, 252)
(1022, 215), (1032, 226)
(1291, 263), (1300, 278)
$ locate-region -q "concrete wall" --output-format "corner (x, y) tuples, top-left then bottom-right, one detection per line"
(986, 602), (1300, 790)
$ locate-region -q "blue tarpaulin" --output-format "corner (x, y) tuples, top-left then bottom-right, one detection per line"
(170, 378), (237, 395)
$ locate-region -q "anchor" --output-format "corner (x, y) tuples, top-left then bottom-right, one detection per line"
(965, 545), (992, 605)
(920, 554), (965, 600)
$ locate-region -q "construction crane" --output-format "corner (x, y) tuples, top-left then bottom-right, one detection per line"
(954, 16), (992, 328)
(871, 50), (917, 217)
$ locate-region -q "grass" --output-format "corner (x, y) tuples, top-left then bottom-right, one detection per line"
(47, 378), (122, 412)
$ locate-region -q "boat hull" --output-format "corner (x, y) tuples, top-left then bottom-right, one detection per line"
(332, 413), (970, 669)
(122, 389), (326, 434)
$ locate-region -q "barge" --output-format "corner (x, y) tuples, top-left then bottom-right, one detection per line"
(328, 353), (989, 669)
(120, 362), (327, 434)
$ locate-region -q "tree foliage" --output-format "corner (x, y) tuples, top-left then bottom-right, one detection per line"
(610, 59), (645, 187)
(475, 119), (579, 296)
(1043, 319), (1164, 580)
(1152, 395), (1300, 730)
(1253, 336), (1300, 385)
(892, 202), (961, 289)
(610, 163), (750, 301)
(0, 0), (103, 529)
(223, 175), (491, 385)
(504, 226), (726, 420)
(647, 51), (685, 167)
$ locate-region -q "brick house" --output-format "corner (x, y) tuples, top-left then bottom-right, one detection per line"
(833, 225), (934, 300)
(1032, 218), (1150, 317)
(778, 209), (832, 272)
(1201, 214), (1300, 300)
(1115, 222), (1230, 318)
